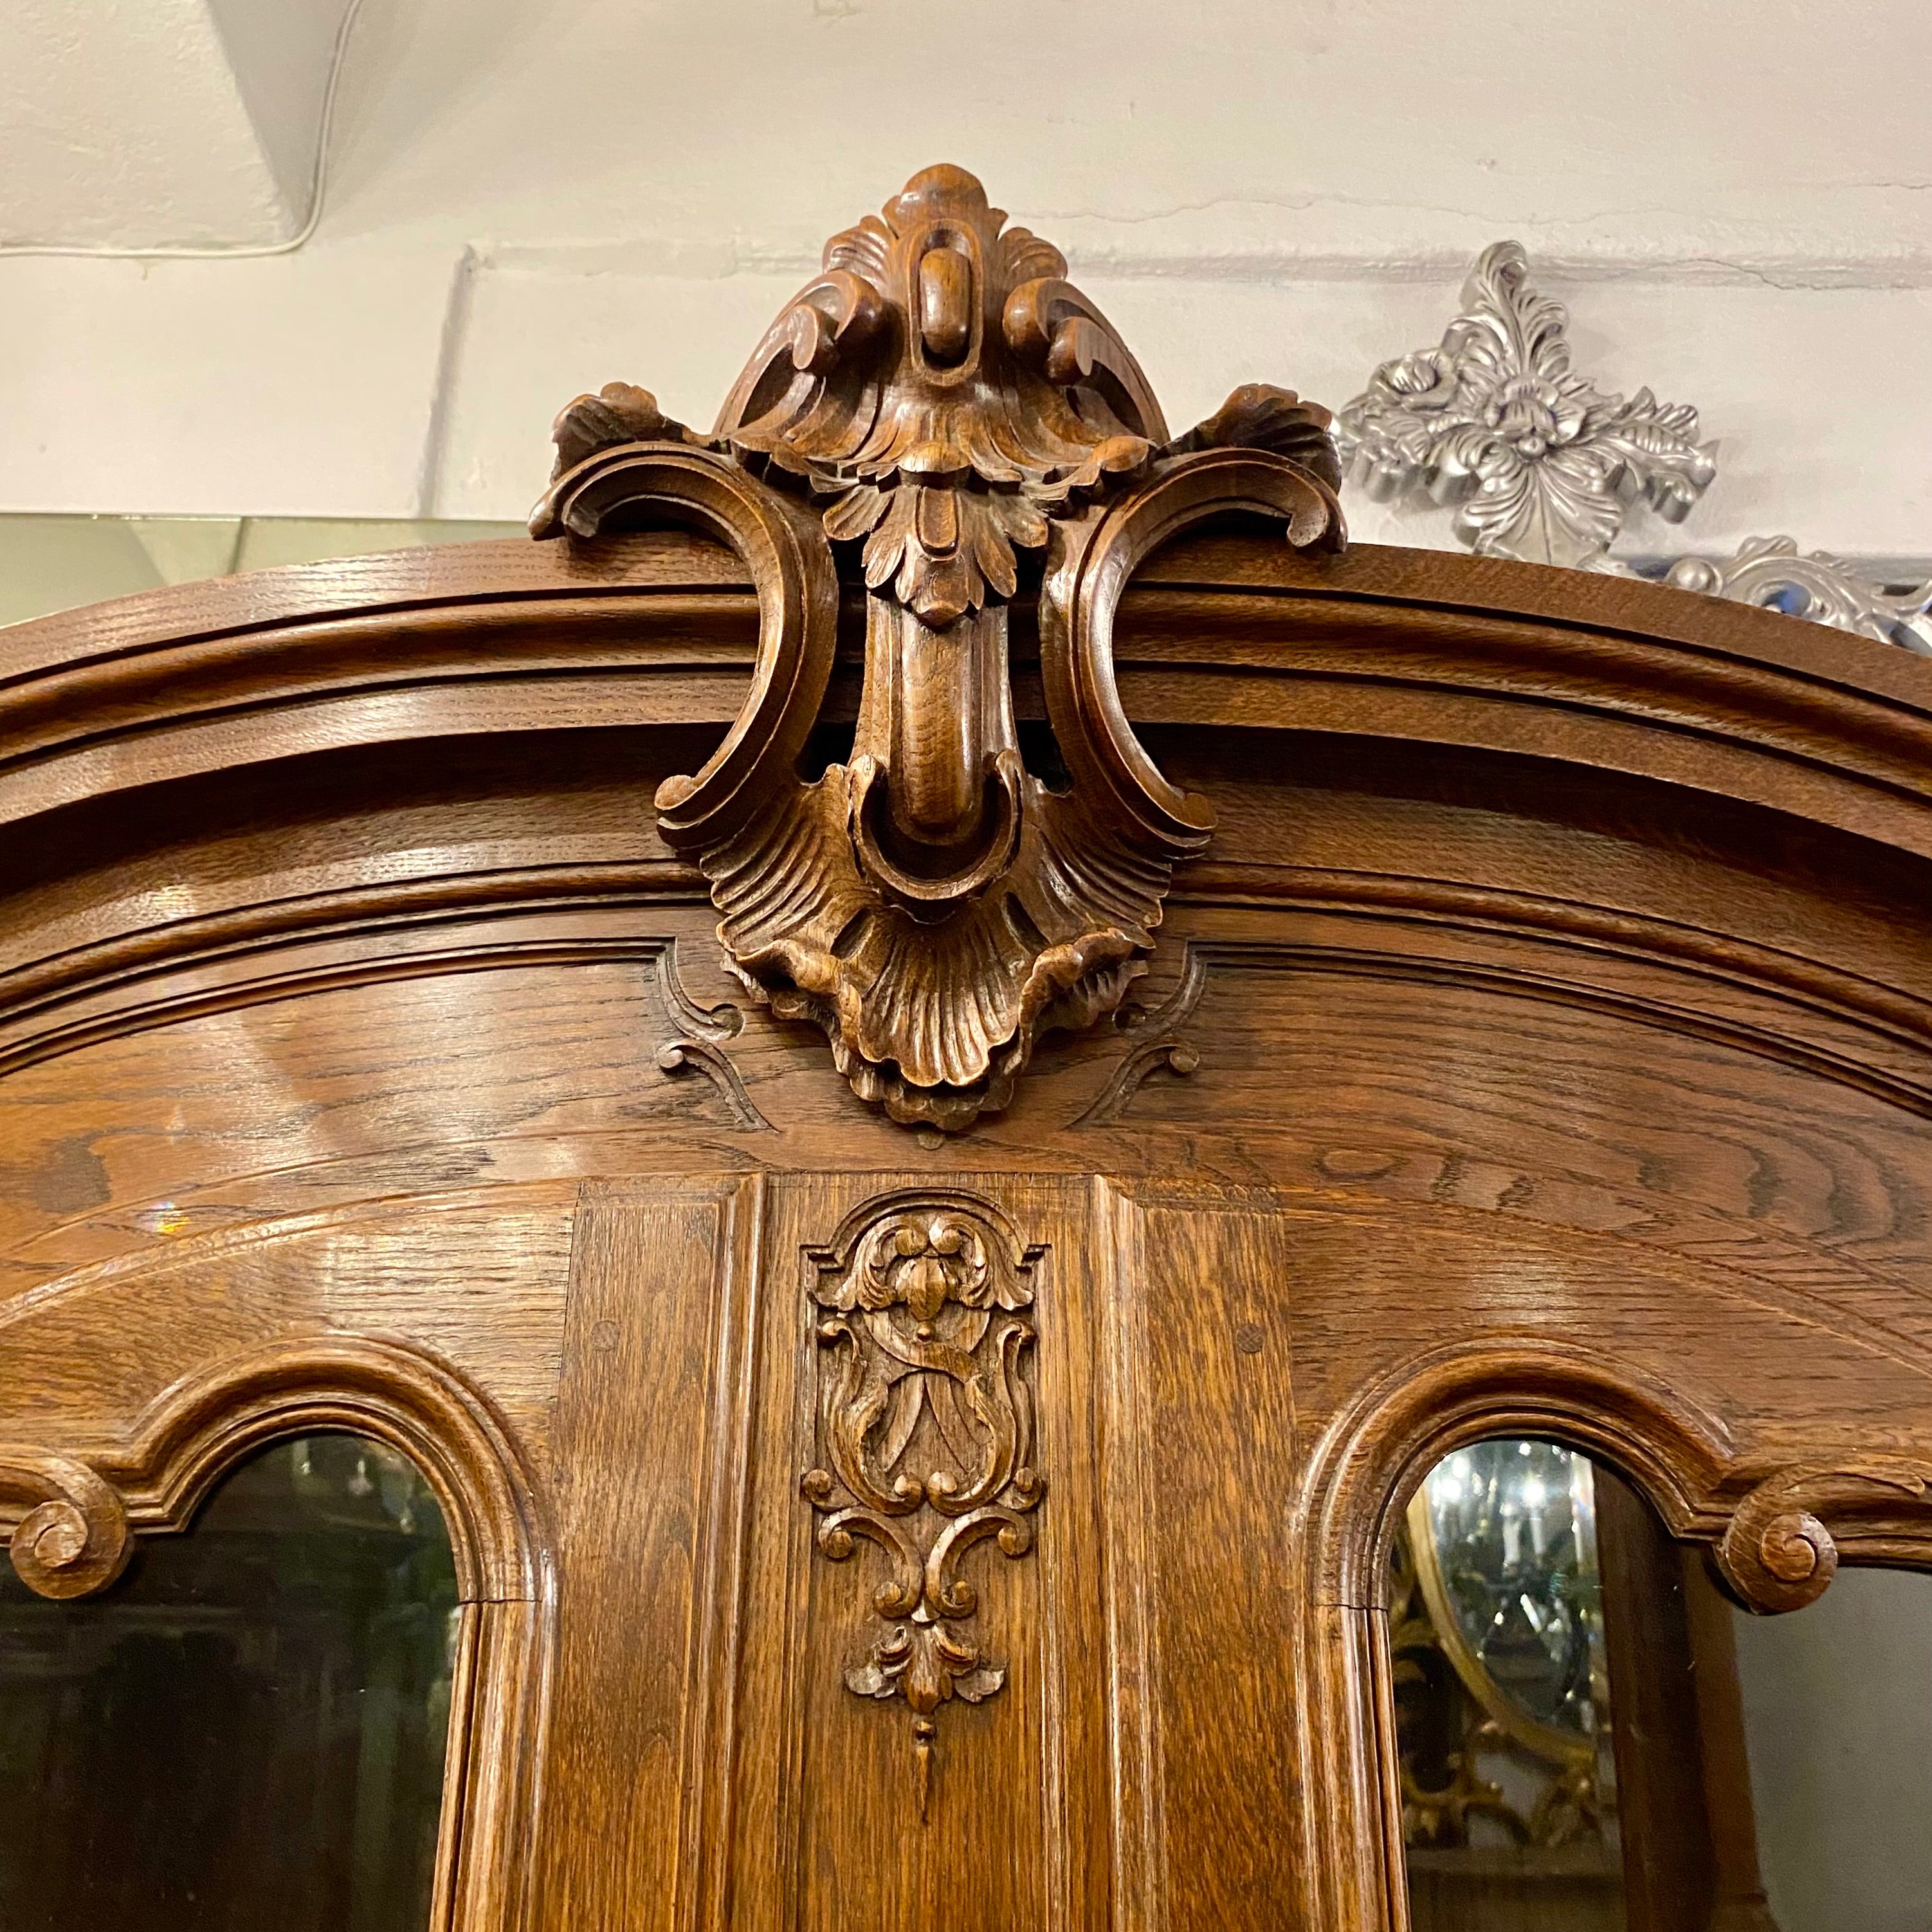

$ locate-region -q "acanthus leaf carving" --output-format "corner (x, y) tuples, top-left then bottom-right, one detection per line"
(1073, 940), (1210, 1126)
(1335, 240), (1715, 570)
(799, 1194), (1044, 1818)
(1666, 538), (1932, 655)
(531, 165), (1345, 1128)
(1335, 239), (1932, 661)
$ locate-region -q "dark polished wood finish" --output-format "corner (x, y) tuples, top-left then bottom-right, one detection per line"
(8, 167), (1932, 1931)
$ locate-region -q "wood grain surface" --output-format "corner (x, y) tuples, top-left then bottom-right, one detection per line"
(6, 520), (1932, 1929)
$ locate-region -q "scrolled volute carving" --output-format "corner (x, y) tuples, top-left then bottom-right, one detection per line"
(531, 164), (1345, 1128)
(0, 1447), (133, 1599)
(1715, 1458), (1932, 1614)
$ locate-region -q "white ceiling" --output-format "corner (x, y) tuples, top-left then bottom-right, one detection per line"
(5, 0), (1928, 277)
(0, 0), (1926, 542)
(0, 0), (351, 249)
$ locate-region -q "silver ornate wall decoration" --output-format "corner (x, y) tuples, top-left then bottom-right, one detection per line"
(1661, 540), (1932, 655)
(1338, 241), (1932, 656)
(1335, 241), (1717, 570)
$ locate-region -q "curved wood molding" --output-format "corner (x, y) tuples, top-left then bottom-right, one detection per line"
(1292, 1342), (1932, 1929)
(5, 532), (1932, 1153)
(8, 535), (1932, 854)
(1717, 1459), (1932, 1612)
(1304, 1340), (1932, 1614)
(0, 1328), (549, 1603)
(0, 1331), (553, 1932)
(100, 1334), (549, 1601)
(1300, 1341), (1736, 1613)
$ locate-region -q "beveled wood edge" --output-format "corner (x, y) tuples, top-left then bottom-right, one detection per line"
(3, 865), (1930, 1129)
(1300, 1342), (1734, 1614)
(8, 528), (1915, 708)
(0, 886), (729, 1079)
(0, 530), (756, 677)
(0, 1326), (556, 1932)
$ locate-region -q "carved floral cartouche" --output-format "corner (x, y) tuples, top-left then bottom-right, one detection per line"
(799, 1196), (1044, 1809)
(532, 164), (1346, 1127)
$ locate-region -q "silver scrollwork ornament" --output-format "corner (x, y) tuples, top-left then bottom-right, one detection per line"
(1335, 241), (1717, 570)
(1663, 538), (1932, 655)
(1338, 241), (1931, 657)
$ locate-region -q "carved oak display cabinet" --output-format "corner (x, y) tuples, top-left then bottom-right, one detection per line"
(5, 167), (1932, 1932)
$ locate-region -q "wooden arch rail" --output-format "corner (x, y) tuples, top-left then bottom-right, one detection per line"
(0, 1332), (552, 1932)
(6, 160), (1932, 1932)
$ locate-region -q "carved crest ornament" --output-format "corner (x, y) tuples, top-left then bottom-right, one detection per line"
(532, 164), (1345, 1128)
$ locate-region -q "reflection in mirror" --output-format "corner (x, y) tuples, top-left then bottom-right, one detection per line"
(1393, 1441), (1622, 1925)
(0, 1433), (459, 1932)
(1394, 1437), (1932, 1932)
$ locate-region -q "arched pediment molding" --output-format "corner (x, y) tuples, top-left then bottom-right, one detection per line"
(7, 531), (1932, 857)
(1302, 1338), (1932, 1614)
(104, 1332), (546, 1603)
(3, 1327), (549, 1604)
(1298, 1339), (1735, 1615)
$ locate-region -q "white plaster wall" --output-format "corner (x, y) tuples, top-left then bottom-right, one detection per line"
(203, 0), (356, 224)
(323, 0), (1932, 281)
(0, 0), (294, 248)
(0, 0), (1926, 555)
(0, 246), (464, 517)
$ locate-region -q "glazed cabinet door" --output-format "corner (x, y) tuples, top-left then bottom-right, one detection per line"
(0, 1185), (569, 1932)
(15, 1154), (1932, 1932)
(0, 1167), (1315, 1932)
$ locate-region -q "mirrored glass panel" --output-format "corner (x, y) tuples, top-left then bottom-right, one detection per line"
(1395, 1437), (1932, 1932)
(1393, 1441), (1622, 1927)
(0, 1433), (459, 1932)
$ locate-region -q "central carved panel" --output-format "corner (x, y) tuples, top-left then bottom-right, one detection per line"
(799, 1192), (1044, 1818)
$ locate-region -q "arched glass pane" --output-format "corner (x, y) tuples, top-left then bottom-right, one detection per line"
(1396, 1438), (1932, 1932)
(1393, 1440), (1622, 1927)
(0, 1432), (459, 1932)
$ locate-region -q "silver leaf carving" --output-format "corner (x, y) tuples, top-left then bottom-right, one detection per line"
(1663, 539), (1932, 655)
(1335, 242), (1717, 570)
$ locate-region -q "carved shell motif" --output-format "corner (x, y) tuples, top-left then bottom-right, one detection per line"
(531, 165), (1345, 1128)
